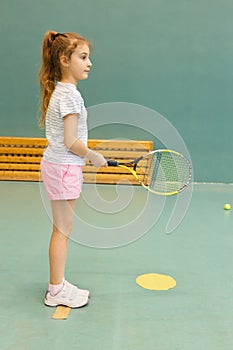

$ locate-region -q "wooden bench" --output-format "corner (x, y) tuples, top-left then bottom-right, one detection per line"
(0, 137), (153, 184)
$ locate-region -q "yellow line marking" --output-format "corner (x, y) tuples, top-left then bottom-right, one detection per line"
(52, 306), (71, 320)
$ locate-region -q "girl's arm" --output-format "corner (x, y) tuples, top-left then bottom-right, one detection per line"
(64, 114), (106, 167)
(64, 114), (89, 156)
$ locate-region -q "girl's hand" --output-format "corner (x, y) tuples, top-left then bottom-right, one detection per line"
(86, 150), (107, 167)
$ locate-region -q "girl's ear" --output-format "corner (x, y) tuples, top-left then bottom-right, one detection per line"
(60, 55), (69, 68)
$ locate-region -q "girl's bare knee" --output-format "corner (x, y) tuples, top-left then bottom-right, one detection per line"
(52, 224), (72, 238)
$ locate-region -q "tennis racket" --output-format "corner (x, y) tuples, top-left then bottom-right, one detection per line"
(107, 149), (192, 196)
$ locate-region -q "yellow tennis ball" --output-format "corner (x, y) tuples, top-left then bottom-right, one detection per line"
(224, 203), (231, 210)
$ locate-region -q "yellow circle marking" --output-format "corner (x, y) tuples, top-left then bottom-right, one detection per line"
(136, 273), (176, 291)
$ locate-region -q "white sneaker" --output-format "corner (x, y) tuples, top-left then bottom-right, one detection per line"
(44, 280), (90, 308)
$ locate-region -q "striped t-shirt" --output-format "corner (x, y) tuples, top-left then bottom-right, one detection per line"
(43, 82), (88, 165)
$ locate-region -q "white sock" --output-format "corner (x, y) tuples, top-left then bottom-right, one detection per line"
(48, 278), (65, 296)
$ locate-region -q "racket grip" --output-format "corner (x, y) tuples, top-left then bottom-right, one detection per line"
(107, 160), (119, 166)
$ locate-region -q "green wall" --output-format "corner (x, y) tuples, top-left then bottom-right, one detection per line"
(1, 0), (233, 182)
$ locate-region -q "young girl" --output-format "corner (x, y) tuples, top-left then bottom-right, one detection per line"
(39, 31), (106, 308)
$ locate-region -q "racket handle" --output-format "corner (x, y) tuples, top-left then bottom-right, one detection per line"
(107, 160), (119, 166)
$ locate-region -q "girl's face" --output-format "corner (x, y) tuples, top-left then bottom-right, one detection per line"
(60, 43), (92, 85)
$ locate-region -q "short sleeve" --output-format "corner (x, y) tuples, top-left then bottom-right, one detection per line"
(59, 93), (81, 118)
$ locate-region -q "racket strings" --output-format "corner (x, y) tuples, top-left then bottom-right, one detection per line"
(137, 152), (191, 194)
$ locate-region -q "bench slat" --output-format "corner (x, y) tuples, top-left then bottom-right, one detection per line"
(0, 171), (40, 181)
(0, 163), (40, 171)
(0, 147), (44, 155)
(83, 173), (139, 185)
(88, 139), (153, 150)
(0, 137), (47, 147)
(0, 155), (42, 164)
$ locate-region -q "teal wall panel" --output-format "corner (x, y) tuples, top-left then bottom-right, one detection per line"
(0, 0), (233, 182)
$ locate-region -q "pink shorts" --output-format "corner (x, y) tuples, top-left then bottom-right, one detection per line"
(41, 159), (83, 200)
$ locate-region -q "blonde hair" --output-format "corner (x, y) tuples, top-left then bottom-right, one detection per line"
(38, 30), (91, 128)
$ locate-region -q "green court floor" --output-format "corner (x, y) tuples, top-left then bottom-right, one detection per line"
(1, 182), (233, 350)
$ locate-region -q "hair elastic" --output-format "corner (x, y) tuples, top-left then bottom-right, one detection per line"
(53, 32), (67, 40)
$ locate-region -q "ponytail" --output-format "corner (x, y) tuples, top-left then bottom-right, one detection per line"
(38, 31), (58, 128)
(38, 30), (90, 128)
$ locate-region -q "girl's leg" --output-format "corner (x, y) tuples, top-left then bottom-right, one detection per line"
(49, 199), (76, 285)
(44, 198), (89, 307)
